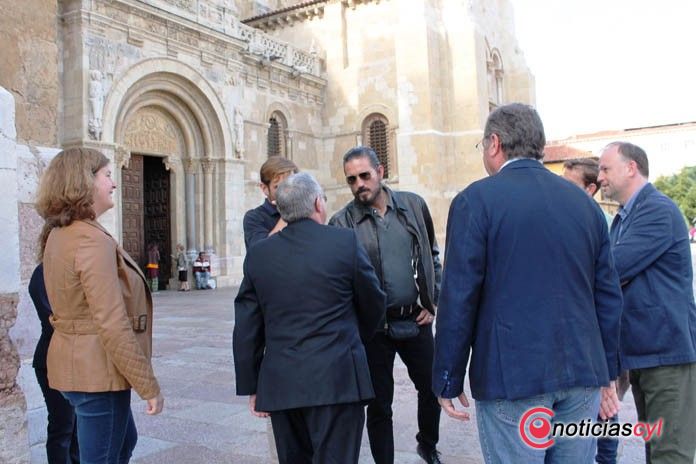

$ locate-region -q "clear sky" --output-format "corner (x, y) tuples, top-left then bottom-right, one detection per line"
(509, 0), (696, 140)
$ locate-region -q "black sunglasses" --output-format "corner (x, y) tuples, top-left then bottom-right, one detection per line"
(346, 172), (372, 185)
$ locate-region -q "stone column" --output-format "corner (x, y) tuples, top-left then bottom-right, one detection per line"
(0, 86), (29, 463)
(184, 158), (197, 254)
(201, 158), (214, 252)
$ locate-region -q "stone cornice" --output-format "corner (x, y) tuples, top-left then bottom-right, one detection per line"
(64, 0), (325, 82)
(243, 0), (381, 32)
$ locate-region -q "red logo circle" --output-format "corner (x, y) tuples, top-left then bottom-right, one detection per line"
(519, 407), (555, 449)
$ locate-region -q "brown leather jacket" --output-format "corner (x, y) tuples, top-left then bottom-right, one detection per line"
(43, 220), (160, 400)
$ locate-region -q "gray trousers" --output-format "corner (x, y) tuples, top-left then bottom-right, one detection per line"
(630, 362), (696, 464)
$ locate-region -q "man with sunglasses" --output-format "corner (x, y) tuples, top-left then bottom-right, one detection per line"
(329, 147), (443, 464)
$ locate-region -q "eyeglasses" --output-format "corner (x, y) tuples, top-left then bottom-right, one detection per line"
(475, 137), (488, 153)
(346, 172), (372, 185)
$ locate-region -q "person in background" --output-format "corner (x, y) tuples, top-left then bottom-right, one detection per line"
(146, 242), (160, 293)
(243, 156), (299, 249)
(242, 156), (299, 459)
(36, 147), (164, 463)
(193, 251), (211, 290)
(29, 261), (80, 464)
(598, 142), (696, 463)
(175, 244), (190, 291)
(562, 156), (630, 464)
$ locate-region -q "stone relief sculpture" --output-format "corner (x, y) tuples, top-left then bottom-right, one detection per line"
(88, 70), (104, 140)
(234, 108), (244, 158)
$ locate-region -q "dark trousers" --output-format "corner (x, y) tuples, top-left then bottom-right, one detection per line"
(595, 414), (618, 464)
(630, 363), (696, 464)
(62, 390), (137, 464)
(364, 324), (441, 464)
(35, 368), (80, 464)
(270, 402), (365, 464)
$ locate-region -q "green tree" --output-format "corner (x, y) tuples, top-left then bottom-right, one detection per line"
(654, 166), (696, 226)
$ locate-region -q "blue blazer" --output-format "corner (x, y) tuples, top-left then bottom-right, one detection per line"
(433, 159), (623, 401)
(233, 219), (386, 411)
(610, 183), (696, 369)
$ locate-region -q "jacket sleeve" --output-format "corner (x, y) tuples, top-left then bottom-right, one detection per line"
(243, 209), (270, 249)
(420, 196), (442, 305)
(432, 191), (485, 398)
(352, 232), (386, 341)
(611, 197), (673, 284)
(75, 234), (160, 400)
(593, 209), (623, 380)
(232, 260), (265, 395)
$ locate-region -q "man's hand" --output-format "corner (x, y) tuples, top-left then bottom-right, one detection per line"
(599, 380), (620, 420)
(416, 308), (434, 326)
(249, 394), (270, 418)
(438, 393), (470, 421)
(146, 393), (165, 415)
(268, 218), (288, 237)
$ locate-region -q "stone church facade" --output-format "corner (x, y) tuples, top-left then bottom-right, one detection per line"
(0, 0), (533, 460)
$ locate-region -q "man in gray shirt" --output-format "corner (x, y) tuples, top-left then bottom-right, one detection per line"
(330, 147), (443, 464)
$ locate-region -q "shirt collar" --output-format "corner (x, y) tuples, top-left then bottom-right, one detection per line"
(261, 198), (280, 216)
(499, 157), (542, 172)
(354, 186), (395, 222)
(618, 182), (649, 221)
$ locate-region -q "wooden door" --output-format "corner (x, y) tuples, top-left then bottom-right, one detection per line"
(121, 154), (144, 267)
(143, 156), (171, 290)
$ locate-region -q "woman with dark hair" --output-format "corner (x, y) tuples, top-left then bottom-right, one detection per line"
(36, 147), (164, 463)
(29, 261), (80, 464)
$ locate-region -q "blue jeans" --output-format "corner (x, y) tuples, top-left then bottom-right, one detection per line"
(195, 271), (210, 289)
(476, 386), (600, 464)
(62, 390), (137, 464)
(595, 414), (618, 464)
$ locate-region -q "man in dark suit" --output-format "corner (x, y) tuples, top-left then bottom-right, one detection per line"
(233, 172), (386, 464)
(432, 103), (623, 463)
(598, 142), (696, 464)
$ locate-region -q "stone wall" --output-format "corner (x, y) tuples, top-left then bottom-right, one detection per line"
(0, 0), (60, 146)
(0, 86), (29, 464)
(251, 0), (535, 237)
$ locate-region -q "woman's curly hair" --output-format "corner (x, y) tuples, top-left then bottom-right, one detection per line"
(35, 148), (109, 260)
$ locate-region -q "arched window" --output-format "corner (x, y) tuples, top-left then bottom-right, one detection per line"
(362, 113), (391, 178)
(487, 48), (504, 112)
(267, 111), (287, 157)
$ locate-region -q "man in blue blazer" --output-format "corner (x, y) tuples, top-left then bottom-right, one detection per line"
(598, 142), (696, 464)
(233, 172), (386, 464)
(432, 103), (623, 463)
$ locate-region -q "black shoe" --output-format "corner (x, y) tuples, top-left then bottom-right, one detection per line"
(416, 444), (443, 464)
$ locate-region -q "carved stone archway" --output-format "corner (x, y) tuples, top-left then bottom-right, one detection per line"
(102, 58), (244, 285)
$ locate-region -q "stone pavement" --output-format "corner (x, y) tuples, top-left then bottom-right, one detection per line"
(21, 284), (665, 463)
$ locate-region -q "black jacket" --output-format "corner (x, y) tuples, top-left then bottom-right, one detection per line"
(233, 219), (386, 411)
(29, 263), (53, 370)
(329, 186), (442, 317)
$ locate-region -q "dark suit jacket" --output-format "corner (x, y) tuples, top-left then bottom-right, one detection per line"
(610, 183), (696, 369)
(433, 159), (623, 401)
(29, 263), (52, 370)
(233, 218), (386, 411)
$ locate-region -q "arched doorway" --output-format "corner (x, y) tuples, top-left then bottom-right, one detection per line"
(101, 59), (242, 287)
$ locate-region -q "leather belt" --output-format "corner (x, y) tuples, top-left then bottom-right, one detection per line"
(386, 302), (420, 319)
(50, 315), (148, 334)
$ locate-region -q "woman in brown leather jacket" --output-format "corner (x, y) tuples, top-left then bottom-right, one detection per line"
(36, 148), (164, 463)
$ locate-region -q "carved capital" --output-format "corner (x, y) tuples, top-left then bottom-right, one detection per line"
(183, 158), (198, 174)
(200, 158), (214, 173)
(163, 155), (181, 171)
(115, 145), (131, 169)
